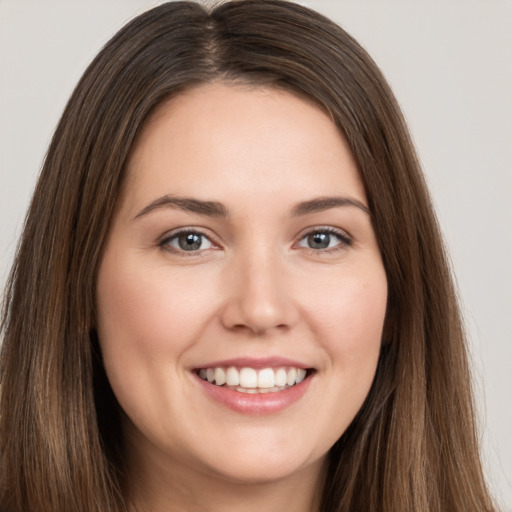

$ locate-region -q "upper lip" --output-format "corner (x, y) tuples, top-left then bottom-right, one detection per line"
(194, 356), (311, 370)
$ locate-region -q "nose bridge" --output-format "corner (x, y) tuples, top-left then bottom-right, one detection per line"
(221, 239), (297, 334)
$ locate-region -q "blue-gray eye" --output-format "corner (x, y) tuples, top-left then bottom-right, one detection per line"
(165, 232), (213, 252)
(298, 230), (348, 250)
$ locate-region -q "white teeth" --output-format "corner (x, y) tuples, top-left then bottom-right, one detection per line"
(198, 365), (310, 392)
(275, 368), (287, 387)
(286, 368), (297, 386)
(239, 367), (258, 388)
(226, 366), (240, 386)
(257, 368), (275, 388)
(214, 367), (226, 386)
(296, 368), (307, 384)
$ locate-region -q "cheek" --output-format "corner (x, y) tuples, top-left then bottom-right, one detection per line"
(96, 255), (217, 358)
(313, 267), (386, 336)
(308, 265), (387, 376)
(292, 265), (387, 453)
(95, 252), (221, 432)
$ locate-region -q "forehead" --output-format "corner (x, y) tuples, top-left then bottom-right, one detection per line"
(123, 82), (366, 213)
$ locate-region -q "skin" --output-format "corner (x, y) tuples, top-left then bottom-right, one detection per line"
(96, 82), (388, 512)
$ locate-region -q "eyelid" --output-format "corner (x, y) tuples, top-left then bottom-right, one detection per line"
(294, 226), (353, 253)
(156, 225), (353, 257)
(158, 227), (221, 255)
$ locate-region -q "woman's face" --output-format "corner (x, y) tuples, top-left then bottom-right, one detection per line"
(96, 83), (387, 486)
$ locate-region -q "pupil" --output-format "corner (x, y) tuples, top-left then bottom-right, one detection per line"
(308, 232), (330, 249)
(179, 233), (202, 251)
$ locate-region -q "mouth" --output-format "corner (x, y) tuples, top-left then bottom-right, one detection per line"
(196, 366), (313, 394)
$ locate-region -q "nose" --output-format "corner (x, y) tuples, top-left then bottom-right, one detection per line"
(220, 250), (299, 336)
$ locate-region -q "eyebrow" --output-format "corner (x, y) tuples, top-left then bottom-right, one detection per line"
(132, 194), (369, 221)
(291, 196), (369, 216)
(133, 195), (228, 220)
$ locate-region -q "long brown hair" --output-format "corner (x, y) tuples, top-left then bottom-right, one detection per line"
(0, 1), (496, 511)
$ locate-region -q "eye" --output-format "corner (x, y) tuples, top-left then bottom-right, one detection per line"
(160, 230), (214, 254)
(297, 228), (351, 252)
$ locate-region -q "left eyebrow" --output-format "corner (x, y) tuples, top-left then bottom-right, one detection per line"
(291, 196), (369, 216)
(132, 195), (228, 220)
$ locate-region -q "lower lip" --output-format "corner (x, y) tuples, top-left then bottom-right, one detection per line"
(195, 373), (313, 416)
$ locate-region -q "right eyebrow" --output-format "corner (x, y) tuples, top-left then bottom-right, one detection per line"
(132, 195), (229, 221)
(291, 196), (369, 216)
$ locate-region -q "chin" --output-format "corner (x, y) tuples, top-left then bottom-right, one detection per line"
(194, 440), (326, 486)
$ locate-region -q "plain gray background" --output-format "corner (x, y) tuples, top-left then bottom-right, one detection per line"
(1, 0), (511, 509)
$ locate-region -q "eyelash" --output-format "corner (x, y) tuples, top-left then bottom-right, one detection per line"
(158, 229), (217, 257)
(158, 226), (352, 257)
(297, 227), (352, 255)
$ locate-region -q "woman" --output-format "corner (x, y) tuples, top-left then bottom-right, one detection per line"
(0, 1), (497, 511)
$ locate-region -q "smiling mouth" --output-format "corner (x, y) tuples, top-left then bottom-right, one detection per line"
(196, 366), (312, 394)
